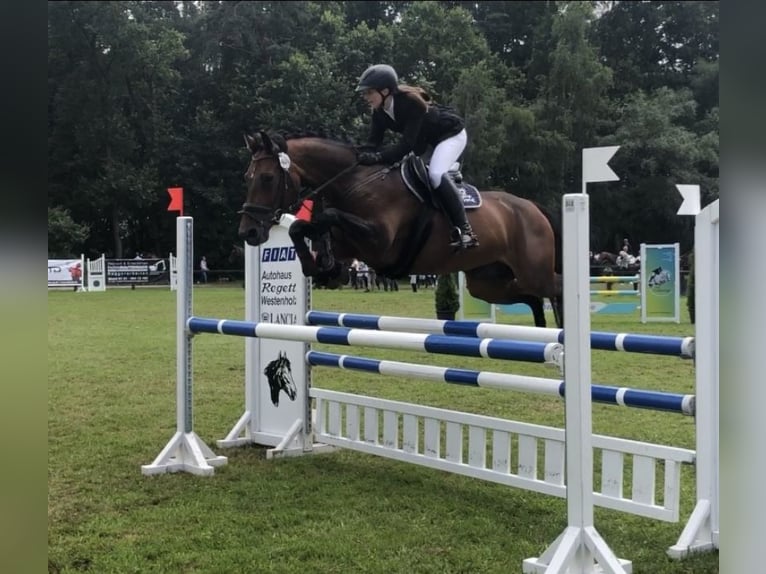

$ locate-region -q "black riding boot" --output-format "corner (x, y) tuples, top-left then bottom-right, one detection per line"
(435, 174), (479, 249)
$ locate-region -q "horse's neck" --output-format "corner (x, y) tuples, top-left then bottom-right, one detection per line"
(290, 140), (376, 208)
(290, 139), (355, 183)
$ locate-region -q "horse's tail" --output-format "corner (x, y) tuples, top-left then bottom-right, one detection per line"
(532, 201), (562, 274)
(531, 200), (563, 328)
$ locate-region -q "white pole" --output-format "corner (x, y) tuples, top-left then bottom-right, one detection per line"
(525, 156), (629, 573)
(177, 217), (193, 435)
(668, 200), (719, 557)
(141, 216), (227, 476)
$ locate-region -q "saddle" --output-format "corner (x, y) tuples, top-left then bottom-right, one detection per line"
(399, 155), (482, 209)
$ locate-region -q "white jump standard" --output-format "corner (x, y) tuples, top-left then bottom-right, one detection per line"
(144, 193), (719, 571)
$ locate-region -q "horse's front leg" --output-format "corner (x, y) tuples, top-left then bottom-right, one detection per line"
(288, 219), (321, 277)
(316, 208), (378, 240)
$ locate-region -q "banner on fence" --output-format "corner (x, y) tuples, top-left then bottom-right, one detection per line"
(48, 257), (84, 288)
(640, 243), (680, 323)
(106, 258), (170, 285)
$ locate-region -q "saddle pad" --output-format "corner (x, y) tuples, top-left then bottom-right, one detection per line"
(459, 184), (482, 209)
(399, 159), (482, 209)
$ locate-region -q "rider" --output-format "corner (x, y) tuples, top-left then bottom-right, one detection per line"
(354, 64), (479, 249)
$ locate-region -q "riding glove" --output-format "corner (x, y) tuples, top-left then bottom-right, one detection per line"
(358, 152), (382, 165)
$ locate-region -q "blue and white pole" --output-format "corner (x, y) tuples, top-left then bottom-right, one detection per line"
(187, 317), (564, 366)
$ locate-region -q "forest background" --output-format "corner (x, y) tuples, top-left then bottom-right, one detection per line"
(47, 1), (718, 264)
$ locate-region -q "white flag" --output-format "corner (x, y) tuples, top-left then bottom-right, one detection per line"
(676, 184), (701, 216)
(582, 146), (620, 185)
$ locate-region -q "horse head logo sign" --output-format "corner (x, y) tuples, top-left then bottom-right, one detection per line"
(263, 351), (297, 406)
(648, 266), (672, 288)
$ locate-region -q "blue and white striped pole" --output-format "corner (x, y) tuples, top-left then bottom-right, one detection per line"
(187, 317), (563, 365)
(305, 311), (694, 359)
(306, 351), (695, 416)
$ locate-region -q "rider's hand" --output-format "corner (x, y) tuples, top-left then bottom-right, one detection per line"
(358, 151), (382, 165)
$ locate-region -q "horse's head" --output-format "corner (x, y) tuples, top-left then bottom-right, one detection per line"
(239, 131), (366, 246)
(264, 351), (297, 406)
(239, 130), (302, 246)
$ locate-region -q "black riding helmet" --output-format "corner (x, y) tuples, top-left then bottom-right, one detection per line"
(355, 64), (398, 93)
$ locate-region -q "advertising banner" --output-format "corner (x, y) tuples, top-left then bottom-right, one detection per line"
(640, 243), (680, 323)
(246, 219), (309, 447)
(48, 257), (84, 288)
(106, 259), (169, 285)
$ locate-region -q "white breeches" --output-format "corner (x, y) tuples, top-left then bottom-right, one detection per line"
(428, 129), (467, 188)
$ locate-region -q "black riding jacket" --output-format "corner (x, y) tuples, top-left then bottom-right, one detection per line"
(367, 91), (464, 164)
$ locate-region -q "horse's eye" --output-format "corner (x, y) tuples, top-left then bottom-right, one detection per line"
(260, 173), (274, 185)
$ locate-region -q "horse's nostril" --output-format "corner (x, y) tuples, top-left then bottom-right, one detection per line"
(238, 227), (259, 241)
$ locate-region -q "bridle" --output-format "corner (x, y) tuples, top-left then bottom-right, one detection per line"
(239, 154), (299, 226)
(239, 151), (360, 225)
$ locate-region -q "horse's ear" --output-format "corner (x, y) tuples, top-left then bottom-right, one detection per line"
(259, 130), (277, 155)
(244, 133), (257, 153)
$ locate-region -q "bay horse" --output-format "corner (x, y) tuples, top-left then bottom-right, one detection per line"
(238, 131), (563, 327)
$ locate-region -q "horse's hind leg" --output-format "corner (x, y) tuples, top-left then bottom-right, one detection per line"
(464, 270), (550, 327)
(550, 296), (563, 328)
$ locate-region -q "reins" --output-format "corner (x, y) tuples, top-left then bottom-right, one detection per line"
(287, 159), (361, 213)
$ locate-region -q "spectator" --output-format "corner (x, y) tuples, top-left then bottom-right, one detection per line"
(200, 256), (209, 284)
(357, 261), (369, 291)
(409, 274), (418, 293)
(348, 259), (359, 289)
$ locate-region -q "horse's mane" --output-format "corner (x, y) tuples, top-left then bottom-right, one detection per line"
(268, 130), (360, 151)
(264, 352), (290, 379)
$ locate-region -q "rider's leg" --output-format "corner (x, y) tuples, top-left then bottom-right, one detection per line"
(434, 174), (479, 248)
(429, 130), (478, 249)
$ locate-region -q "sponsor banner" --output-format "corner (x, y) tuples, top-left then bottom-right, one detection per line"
(248, 222), (309, 446)
(106, 259), (169, 285)
(641, 243), (680, 323)
(48, 258), (84, 287)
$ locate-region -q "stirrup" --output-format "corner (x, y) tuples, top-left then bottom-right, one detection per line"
(449, 228), (479, 250)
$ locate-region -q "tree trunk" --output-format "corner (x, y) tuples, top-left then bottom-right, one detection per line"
(112, 203), (123, 258)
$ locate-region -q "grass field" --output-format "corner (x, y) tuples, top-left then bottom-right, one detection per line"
(48, 284), (718, 573)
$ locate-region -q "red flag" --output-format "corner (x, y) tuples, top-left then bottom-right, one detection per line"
(295, 199), (313, 221)
(167, 187), (184, 215)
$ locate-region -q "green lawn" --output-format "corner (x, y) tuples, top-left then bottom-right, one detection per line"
(48, 285), (718, 573)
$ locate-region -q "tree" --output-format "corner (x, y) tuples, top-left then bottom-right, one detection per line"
(527, 2), (614, 203)
(434, 273), (460, 319)
(46, 1), (718, 265)
(392, 2), (492, 97)
(48, 1), (187, 257)
(48, 207), (90, 258)
(449, 60), (525, 187)
(593, 1), (719, 98)
(595, 86), (717, 253)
